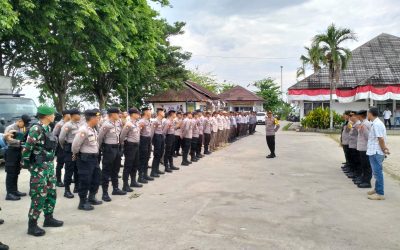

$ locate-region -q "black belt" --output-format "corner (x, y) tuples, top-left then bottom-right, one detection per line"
(103, 144), (119, 148)
(125, 141), (139, 145)
(80, 153), (98, 157)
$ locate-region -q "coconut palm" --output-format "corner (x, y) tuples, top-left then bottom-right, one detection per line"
(296, 44), (324, 79)
(313, 24), (357, 129)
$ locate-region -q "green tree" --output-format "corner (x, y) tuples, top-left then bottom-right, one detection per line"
(0, 0), (35, 92)
(313, 24), (357, 129)
(253, 77), (282, 111)
(296, 43), (324, 79)
(220, 82), (235, 93)
(188, 69), (220, 93)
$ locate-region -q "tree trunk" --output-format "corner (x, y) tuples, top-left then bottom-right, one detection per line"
(98, 92), (106, 110)
(54, 92), (66, 112)
(329, 66), (334, 130)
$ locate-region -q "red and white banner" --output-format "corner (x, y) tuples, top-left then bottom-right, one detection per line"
(288, 85), (400, 103)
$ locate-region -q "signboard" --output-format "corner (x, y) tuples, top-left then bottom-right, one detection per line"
(153, 103), (185, 112)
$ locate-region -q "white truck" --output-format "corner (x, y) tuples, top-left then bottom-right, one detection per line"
(256, 112), (266, 124)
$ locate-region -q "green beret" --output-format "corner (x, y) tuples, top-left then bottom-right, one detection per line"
(37, 105), (56, 115)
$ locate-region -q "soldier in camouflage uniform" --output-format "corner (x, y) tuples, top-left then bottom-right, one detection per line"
(22, 105), (64, 237)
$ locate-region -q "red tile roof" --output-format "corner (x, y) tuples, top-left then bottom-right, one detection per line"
(219, 85), (264, 102)
(146, 85), (210, 103)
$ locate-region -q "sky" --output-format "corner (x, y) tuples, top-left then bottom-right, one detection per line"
(151, 0), (400, 94)
(22, 0), (400, 104)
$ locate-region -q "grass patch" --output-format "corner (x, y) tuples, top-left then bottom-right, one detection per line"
(283, 122), (293, 131)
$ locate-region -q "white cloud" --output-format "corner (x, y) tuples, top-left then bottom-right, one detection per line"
(159, 0), (400, 92)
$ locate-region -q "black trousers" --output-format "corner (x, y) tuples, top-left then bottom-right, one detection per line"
(190, 137), (199, 158)
(64, 143), (78, 188)
(174, 135), (182, 154)
(5, 147), (22, 194)
(55, 143), (65, 181)
(151, 134), (165, 173)
(123, 142), (140, 183)
(266, 135), (275, 155)
(359, 150), (372, 184)
(384, 119), (391, 129)
(203, 133), (211, 153)
(348, 148), (361, 176)
(342, 145), (350, 166)
(196, 134), (203, 156)
(139, 136), (152, 174)
(164, 134), (175, 168)
(77, 153), (100, 199)
(182, 138), (191, 162)
(101, 144), (121, 191)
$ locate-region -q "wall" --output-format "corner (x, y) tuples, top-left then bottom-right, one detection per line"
(298, 99), (369, 119)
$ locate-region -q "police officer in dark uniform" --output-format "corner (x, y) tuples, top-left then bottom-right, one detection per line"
(4, 114), (31, 201)
(72, 109), (103, 211)
(53, 110), (70, 187)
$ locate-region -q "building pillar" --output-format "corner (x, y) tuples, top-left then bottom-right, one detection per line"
(299, 100), (304, 119)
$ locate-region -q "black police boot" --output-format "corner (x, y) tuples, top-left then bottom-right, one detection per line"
(27, 219), (46, 237)
(122, 183), (133, 193)
(190, 157), (198, 162)
(43, 214), (64, 227)
(0, 242), (8, 250)
(138, 172), (148, 184)
(112, 188), (127, 196)
(88, 193), (103, 205)
(73, 185), (79, 193)
(0, 219), (3, 225)
(196, 153), (204, 158)
(5, 193), (21, 201)
(156, 169), (165, 175)
(165, 166), (173, 173)
(358, 182), (372, 188)
(64, 186), (74, 199)
(14, 178), (27, 196)
(181, 161), (189, 166)
(173, 153), (178, 158)
(144, 170), (155, 181)
(170, 165), (180, 170)
(102, 192), (112, 202)
(56, 181), (65, 187)
(150, 171), (160, 178)
(130, 178), (143, 188)
(78, 198), (94, 211)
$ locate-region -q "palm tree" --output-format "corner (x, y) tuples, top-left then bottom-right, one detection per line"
(296, 43), (324, 79)
(313, 24), (357, 129)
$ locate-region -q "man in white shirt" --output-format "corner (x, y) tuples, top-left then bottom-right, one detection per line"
(366, 107), (390, 200)
(382, 107), (392, 130)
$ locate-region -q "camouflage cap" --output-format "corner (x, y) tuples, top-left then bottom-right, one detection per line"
(37, 105), (56, 115)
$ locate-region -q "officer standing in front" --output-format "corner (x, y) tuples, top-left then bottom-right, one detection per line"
(120, 108), (142, 192)
(53, 110), (71, 187)
(22, 105), (63, 237)
(72, 109), (103, 211)
(265, 111), (280, 158)
(59, 109), (81, 199)
(98, 107), (126, 202)
(4, 114), (31, 201)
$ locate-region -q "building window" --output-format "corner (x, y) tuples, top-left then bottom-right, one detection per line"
(304, 101), (330, 115)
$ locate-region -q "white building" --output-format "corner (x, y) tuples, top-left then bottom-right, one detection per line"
(288, 33), (400, 124)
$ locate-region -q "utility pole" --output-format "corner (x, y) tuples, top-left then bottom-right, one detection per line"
(280, 66), (283, 100)
(126, 72), (129, 111)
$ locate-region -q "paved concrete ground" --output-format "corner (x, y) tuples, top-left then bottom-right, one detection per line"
(1, 127), (400, 250)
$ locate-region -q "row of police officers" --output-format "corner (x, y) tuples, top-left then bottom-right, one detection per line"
(1, 105), (257, 238)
